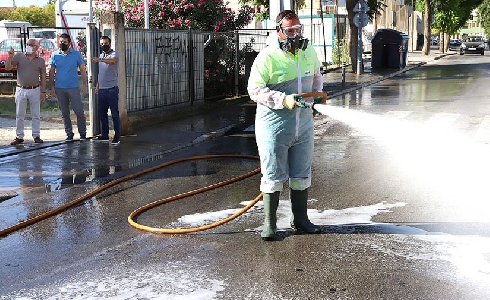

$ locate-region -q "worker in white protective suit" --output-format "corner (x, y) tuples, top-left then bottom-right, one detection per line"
(247, 10), (324, 241)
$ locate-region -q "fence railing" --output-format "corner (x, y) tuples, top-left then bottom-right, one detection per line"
(122, 28), (274, 111)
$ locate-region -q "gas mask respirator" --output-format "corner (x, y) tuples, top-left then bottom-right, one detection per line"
(277, 22), (309, 52)
(280, 35), (309, 52)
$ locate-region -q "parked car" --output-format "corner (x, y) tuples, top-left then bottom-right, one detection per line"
(449, 39), (461, 50)
(0, 38), (56, 77)
(460, 36), (485, 55)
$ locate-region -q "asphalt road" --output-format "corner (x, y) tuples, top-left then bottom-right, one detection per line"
(1, 51), (490, 299)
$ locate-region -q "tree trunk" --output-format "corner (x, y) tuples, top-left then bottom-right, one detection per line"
(439, 31), (444, 53)
(445, 32), (450, 52)
(346, 0), (358, 73)
(422, 0), (431, 55)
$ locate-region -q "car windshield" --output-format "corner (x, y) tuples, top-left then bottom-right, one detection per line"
(465, 37), (482, 42)
(0, 40), (23, 52)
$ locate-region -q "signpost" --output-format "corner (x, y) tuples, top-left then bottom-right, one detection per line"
(353, 0), (368, 75)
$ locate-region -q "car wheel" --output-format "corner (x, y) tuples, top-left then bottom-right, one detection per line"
(460, 52), (464, 55)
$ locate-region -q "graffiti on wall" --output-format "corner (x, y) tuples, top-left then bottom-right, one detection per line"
(125, 32), (189, 77)
(155, 35), (188, 59)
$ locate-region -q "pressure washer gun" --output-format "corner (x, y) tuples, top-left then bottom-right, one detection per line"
(296, 92), (327, 116)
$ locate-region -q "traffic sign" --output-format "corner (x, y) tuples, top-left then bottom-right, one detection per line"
(353, 1), (369, 12)
(353, 13), (369, 28)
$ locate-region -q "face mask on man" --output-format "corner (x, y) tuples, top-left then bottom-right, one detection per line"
(100, 45), (110, 53)
(25, 46), (34, 54)
(280, 35), (309, 52)
(60, 43), (69, 52)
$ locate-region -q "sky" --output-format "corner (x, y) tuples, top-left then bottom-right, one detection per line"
(3, 0), (50, 8)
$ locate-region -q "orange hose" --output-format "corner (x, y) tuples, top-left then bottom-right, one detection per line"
(0, 154), (261, 238)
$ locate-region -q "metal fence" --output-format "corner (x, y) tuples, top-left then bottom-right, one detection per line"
(122, 28), (274, 111)
(1, 26), (276, 109)
(124, 29), (201, 111)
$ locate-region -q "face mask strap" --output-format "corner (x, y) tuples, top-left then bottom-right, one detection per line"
(275, 17), (285, 32)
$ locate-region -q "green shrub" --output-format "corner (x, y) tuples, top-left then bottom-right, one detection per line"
(331, 38), (349, 66)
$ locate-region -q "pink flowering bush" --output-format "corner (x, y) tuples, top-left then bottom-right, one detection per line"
(94, 0), (256, 98)
(76, 31), (87, 56)
(94, 0), (254, 31)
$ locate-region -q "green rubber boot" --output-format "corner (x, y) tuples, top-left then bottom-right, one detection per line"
(261, 191), (280, 241)
(290, 188), (321, 234)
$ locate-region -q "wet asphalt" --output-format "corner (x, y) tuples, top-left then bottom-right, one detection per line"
(2, 49), (480, 300)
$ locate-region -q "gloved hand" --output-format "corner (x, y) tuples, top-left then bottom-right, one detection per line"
(282, 94), (299, 110)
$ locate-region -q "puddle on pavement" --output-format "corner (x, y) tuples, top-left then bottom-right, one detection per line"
(0, 166), (125, 199)
(4, 147), (228, 200)
(44, 165), (124, 192)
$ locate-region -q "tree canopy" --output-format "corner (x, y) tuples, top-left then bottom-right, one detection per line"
(2, 4), (55, 27)
(432, 0), (483, 35)
(478, 0), (490, 36)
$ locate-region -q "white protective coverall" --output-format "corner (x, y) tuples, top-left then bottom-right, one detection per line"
(247, 35), (324, 193)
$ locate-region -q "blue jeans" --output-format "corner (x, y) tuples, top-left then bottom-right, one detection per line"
(98, 86), (120, 139)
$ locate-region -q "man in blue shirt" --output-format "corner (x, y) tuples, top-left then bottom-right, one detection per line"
(92, 36), (120, 145)
(48, 33), (88, 142)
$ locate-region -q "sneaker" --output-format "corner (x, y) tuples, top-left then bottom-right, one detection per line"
(80, 135), (87, 141)
(34, 137), (43, 143)
(65, 135), (74, 142)
(94, 136), (109, 142)
(111, 138), (120, 145)
(10, 137), (24, 145)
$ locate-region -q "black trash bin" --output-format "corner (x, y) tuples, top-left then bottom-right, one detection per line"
(371, 29), (409, 69)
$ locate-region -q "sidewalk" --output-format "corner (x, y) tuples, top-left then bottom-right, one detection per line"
(0, 49), (454, 151)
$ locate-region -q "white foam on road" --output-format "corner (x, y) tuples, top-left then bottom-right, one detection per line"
(174, 200), (406, 230)
(5, 201), (490, 298)
(7, 260), (225, 300)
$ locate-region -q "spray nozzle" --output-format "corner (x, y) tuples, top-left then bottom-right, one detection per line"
(292, 95), (312, 108)
(293, 95), (325, 116)
(294, 95), (322, 109)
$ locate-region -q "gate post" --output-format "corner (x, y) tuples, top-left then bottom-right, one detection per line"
(188, 27), (194, 106)
(113, 12), (128, 135)
(86, 22), (100, 137)
(234, 30), (239, 97)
